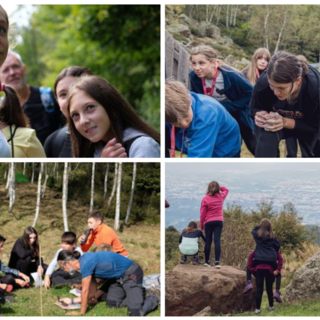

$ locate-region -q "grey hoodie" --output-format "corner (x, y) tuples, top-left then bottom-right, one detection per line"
(94, 128), (160, 158)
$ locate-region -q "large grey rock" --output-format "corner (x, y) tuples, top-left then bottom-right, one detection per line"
(165, 264), (256, 316)
(167, 24), (191, 38)
(178, 14), (191, 25)
(284, 251), (320, 302)
(198, 22), (220, 39)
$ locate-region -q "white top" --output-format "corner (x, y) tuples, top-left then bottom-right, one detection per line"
(0, 130), (11, 158)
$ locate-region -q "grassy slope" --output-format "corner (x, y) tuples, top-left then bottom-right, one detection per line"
(0, 181), (160, 316)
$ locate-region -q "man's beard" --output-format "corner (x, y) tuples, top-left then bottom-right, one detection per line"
(68, 267), (76, 276)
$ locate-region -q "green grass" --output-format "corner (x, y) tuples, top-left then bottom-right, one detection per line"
(232, 295), (320, 316)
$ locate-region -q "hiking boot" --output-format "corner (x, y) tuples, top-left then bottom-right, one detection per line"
(273, 291), (282, 303)
(203, 263), (211, 267)
(268, 306), (274, 311)
(214, 262), (221, 269)
(192, 259), (201, 265)
(243, 281), (253, 294)
(180, 257), (186, 264)
(254, 309), (261, 314)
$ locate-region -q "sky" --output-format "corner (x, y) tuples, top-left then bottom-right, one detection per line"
(165, 162), (320, 230)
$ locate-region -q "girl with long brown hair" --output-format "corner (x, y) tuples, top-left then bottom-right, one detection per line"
(200, 181), (229, 268)
(66, 75), (160, 158)
(179, 221), (205, 265)
(9, 226), (47, 278)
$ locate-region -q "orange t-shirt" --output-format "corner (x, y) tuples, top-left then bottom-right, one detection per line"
(80, 223), (128, 256)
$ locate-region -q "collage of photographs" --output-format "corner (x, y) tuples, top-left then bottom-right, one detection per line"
(0, 2), (320, 318)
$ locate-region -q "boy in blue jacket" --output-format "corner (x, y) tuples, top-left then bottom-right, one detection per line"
(165, 80), (241, 158)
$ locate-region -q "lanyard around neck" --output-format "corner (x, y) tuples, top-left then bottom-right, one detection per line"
(201, 65), (219, 97)
(171, 126), (185, 158)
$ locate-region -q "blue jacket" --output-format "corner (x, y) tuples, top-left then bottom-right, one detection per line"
(167, 92), (241, 158)
(190, 68), (254, 131)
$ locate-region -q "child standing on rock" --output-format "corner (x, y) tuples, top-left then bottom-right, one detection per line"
(179, 221), (205, 265)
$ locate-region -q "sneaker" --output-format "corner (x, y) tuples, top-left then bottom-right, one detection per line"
(192, 260), (201, 265)
(204, 263), (211, 267)
(273, 291), (282, 303)
(243, 281), (253, 294)
(215, 262), (221, 269)
(254, 309), (261, 314)
(268, 306), (274, 311)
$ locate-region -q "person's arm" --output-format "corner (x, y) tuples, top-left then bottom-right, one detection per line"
(44, 250), (60, 289)
(0, 260), (19, 277)
(247, 251), (255, 271)
(79, 275), (91, 314)
(219, 186), (229, 199)
(79, 232), (95, 253)
(276, 252), (283, 272)
(25, 131), (47, 158)
(179, 233), (183, 244)
(199, 197), (207, 230)
(186, 113), (219, 158)
(199, 231), (206, 242)
(127, 137), (160, 158)
(14, 239), (34, 259)
(251, 226), (260, 239)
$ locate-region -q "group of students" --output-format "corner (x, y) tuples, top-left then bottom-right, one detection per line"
(165, 44), (320, 157)
(0, 5), (160, 159)
(178, 181), (283, 314)
(0, 210), (159, 316)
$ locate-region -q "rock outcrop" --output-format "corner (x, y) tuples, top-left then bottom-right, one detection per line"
(284, 251), (320, 302)
(165, 264), (256, 316)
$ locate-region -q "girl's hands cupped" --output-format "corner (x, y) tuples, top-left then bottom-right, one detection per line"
(264, 112), (284, 132)
(254, 111), (268, 128)
(101, 138), (127, 158)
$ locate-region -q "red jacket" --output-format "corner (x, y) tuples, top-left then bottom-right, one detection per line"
(200, 187), (229, 229)
(248, 250), (283, 275)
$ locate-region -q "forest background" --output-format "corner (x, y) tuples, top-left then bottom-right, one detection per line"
(8, 5), (160, 131)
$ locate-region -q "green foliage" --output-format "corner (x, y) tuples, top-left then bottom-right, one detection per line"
(171, 32), (188, 42)
(15, 5), (160, 131)
(15, 173), (28, 183)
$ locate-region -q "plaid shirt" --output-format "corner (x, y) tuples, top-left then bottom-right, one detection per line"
(0, 260), (19, 276)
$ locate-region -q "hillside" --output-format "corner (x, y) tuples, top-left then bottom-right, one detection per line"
(0, 179), (160, 316)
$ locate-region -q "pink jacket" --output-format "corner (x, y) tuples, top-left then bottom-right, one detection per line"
(248, 250), (283, 275)
(200, 186), (229, 229)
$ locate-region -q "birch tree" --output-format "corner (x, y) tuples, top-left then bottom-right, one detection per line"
(62, 162), (69, 231)
(4, 163), (7, 179)
(23, 163), (26, 175)
(274, 7), (288, 53)
(114, 162), (122, 231)
(108, 163), (118, 209)
(90, 163), (95, 212)
(103, 164), (110, 201)
(33, 163), (44, 227)
(264, 5), (270, 50)
(41, 163), (52, 198)
(31, 163), (35, 184)
(8, 163), (15, 213)
(125, 163), (137, 225)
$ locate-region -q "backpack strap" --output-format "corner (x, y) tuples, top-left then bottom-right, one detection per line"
(123, 135), (143, 157)
(7, 125), (18, 158)
(39, 87), (55, 113)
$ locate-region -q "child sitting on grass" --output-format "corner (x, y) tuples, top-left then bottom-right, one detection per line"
(78, 211), (128, 256)
(44, 232), (83, 290)
(179, 221), (206, 265)
(0, 234), (30, 290)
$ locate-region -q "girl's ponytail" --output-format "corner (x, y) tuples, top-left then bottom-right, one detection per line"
(0, 83), (29, 127)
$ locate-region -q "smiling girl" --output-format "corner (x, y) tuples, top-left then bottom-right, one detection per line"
(67, 76), (160, 158)
(250, 51), (320, 157)
(242, 48), (271, 85)
(189, 45), (255, 156)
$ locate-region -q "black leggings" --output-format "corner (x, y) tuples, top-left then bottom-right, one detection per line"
(255, 126), (318, 158)
(204, 221), (223, 264)
(247, 268), (281, 291)
(255, 269), (275, 309)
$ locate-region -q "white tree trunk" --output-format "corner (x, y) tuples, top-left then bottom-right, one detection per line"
(8, 163), (15, 213)
(5, 165), (10, 190)
(103, 164), (110, 201)
(23, 162), (26, 175)
(62, 162), (69, 231)
(56, 163), (59, 181)
(264, 5), (270, 50)
(125, 163), (137, 225)
(90, 163), (95, 212)
(226, 5), (229, 29)
(108, 163), (118, 209)
(274, 7), (288, 53)
(41, 163), (52, 198)
(33, 163), (44, 227)
(114, 163), (122, 231)
(31, 163), (35, 184)
(4, 163), (7, 179)
(73, 163), (80, 172)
